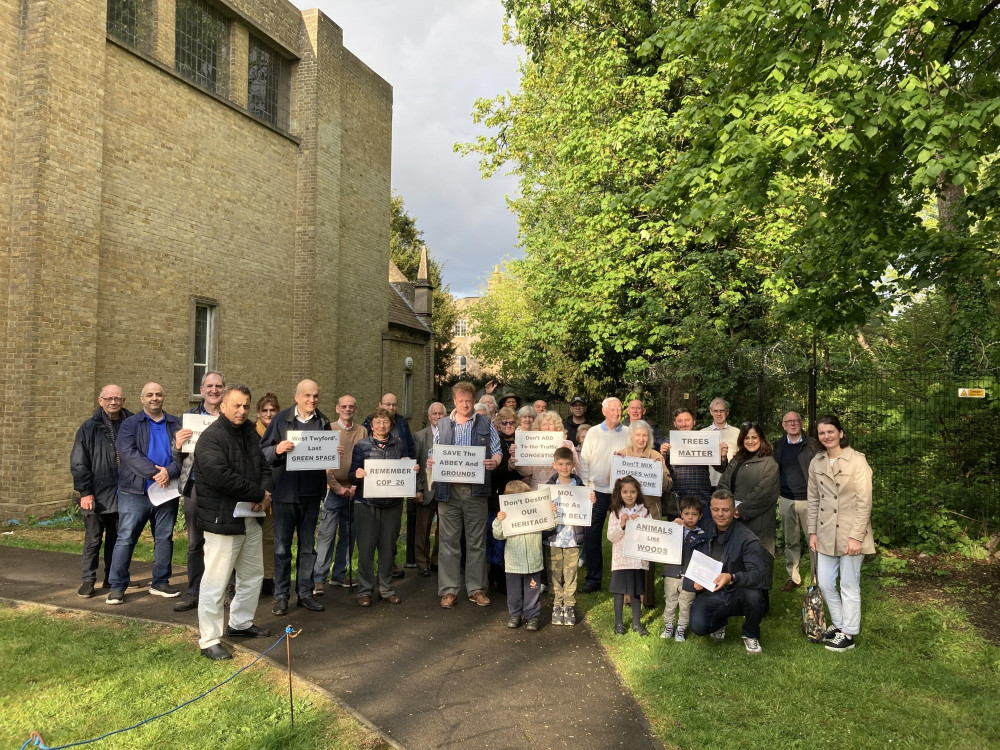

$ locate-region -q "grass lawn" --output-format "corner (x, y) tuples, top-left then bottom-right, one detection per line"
(0, 603), (387, 750)
(579, 546), (1000, 750)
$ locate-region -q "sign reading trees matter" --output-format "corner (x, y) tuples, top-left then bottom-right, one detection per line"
(669, 430), (721, 466)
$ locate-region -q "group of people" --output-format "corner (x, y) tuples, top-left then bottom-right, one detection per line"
(70, 378), (873, 660)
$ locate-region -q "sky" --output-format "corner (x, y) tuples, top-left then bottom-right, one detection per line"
(298, 0), (523, 298)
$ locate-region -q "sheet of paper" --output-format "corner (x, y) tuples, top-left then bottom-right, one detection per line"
(431, 444), (486, 484)
(286, 430), (341, 471)
(499, 490), (556, 537)
(363, 459), (417, 498)
(669, 430), (721, 466)
(610, 455), (663, 495)
(233, 501), (265, 518)
(684, 549), (724, 592)
(514, 430), (565, 466)
(623, 517), (682, 564)
(548, 485), (593, 527)
(181, 413), (217, 453)
(147, 480), (180, 506)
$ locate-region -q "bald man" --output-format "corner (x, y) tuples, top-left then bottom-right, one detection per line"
(261, 380), (332, 616)
(106, 382), (183, 605)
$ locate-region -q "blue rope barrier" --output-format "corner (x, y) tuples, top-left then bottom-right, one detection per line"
(19, 626), (296, 750)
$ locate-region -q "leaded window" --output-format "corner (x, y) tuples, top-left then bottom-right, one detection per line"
(175, 0), (230, 96)
(107, 0), (153, 54)
(248, 35), (291, 131)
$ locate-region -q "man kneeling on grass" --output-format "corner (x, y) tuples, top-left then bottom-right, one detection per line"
(193, 385), (274, 661)
(686, 489), (768, 654)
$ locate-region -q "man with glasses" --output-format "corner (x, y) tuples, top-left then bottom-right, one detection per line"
(71, 385), (133, 597)
(413, 402), (447, 577)
(701, 398), (740, 489)
(772, 411), (820, 591)
(563, 396), (589, 445)
(313, 394), (363, 593)
(172, 371), (226, 613)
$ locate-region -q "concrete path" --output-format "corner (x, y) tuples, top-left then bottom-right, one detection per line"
(0, 546), (663, 750)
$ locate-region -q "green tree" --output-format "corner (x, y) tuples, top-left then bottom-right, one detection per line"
(389, 192), (457, 383)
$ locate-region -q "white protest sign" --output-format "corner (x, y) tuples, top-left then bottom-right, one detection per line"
(514, 430), (565, 466)
(610, 455), (663, 495)
(181, 413), (217, 453)
(684, 549), (723, 591)
(363, 459), (416, 498)
(286, 430), (341, 471)
(431, 444), (486, 484)
(500, 490), (556, 537)
(669, 430), (721, 466)
(623, 518), (682, 564)
(548, 484), (593, 527)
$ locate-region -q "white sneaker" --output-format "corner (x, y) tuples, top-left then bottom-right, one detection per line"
(743, 636), (762, 654)
(660, 624), (674, 639)
(710, 627), (726, 642)
(674, 626), (686, 642)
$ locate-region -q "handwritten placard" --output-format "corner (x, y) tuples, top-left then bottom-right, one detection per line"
(431, 444), (486, 484)
(181, 413), (217, 453)
(548, 484), (593, 527)
(514, 430), (565, 466)
(500, 490), (556, 537)
(669, 430), (721, 466)
(286, 430), (341, 471)
(623, 518), (682, 565)
(610, 455), (663, 495)
(363, 459), (416, 498)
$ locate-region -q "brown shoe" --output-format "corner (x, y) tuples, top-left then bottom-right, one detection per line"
(440, 593), (458, 609)
(781, 579), (801, 592)
(384, 594), (402, 604)
(358, 594), (372, 607)
(313, 582), (325, 596)
(468, 590), (491, 607)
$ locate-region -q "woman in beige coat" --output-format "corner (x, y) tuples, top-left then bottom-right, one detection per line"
(808, 415), (875, 652)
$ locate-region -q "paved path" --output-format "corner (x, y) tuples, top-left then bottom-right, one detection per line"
(0, 546), (663, 750)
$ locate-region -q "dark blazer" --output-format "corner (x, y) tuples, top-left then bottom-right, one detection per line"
(772, 435), (820, 499)
(414, 425), (436, 502)
(260, 406), (332, 504)
(70, 407), (134, 513)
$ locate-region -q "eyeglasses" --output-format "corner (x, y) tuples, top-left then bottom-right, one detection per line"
(782, 419), (801, 425)
(100, 397), (123, 402)
(500, 420), (517, 426)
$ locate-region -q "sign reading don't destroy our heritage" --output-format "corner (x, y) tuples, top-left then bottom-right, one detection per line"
(500, 489), (556, 537)
(431, 444), (486, 484)
(623, 518), (682, 565)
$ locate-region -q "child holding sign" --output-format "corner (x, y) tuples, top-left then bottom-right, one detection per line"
(545, 446), (595, 626)
(606, 476), (650, 636)
(493, 480), (554, 631)
(661, 496), (704, 641)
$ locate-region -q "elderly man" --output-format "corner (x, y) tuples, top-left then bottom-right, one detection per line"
(106, 383), (183, 605)
(687, 490), (768, 654)
(313, 394), (365, 594)
(414, 402), (447, 577)
(701, 398), (740, 489)
(578, 397), (628, 593)
(71, 385), (133, 597)
(171, 370), (225, 613)
(193, 384), (273, 660)
(261, 379), (330, 615)
(773, 411), (820, 591)
(623, 397), (666, 450)
(429, 381), (502, 608)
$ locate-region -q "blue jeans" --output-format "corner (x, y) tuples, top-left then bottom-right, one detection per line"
(689, 587), (767, 640)
(272, 498), (320, 600)
(313, 490), (356, 583)
(584, 491), (611, 588)
(108, 491), (178, 590)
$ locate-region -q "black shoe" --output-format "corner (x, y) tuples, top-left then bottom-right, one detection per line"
(201, 644), (232, 661)
(149, 584), (181, 598)
(418, 568), (431, 577)
(632, 624), (650, 637)
(392, 567), (406, 579)
(260, 578), (274, 597)
(297, 595), (325, 612)
(173, 593), (198, 612)
(579, 583), (600, 594)
(507, 615), (522, 628)
(226, 624), (270, 638)
(525, 617), (540, 631)
(78, 582), (95, 598)
(614, 624), (627, 635)
(272, 598), (288, 616)
(106, 589), (125, 605)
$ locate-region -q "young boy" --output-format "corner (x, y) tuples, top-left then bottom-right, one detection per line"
(493, 480), (552, 631)
(545, 446), (595, 626)
(661, 495), (705, 641)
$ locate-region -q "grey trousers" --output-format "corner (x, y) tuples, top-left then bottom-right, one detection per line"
(780, 496), (817, 584)
(437, 484), (488, 596)
(355, 501), (403, 598)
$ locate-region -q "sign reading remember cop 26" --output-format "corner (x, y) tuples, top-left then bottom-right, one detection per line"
(286, 430), (341, 471)
(363, 459), (416, 498)
(623, 518), (682, 565)
(431, 445), (486, 484)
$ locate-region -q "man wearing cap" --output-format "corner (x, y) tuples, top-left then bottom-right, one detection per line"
(563, 396), (589, 446)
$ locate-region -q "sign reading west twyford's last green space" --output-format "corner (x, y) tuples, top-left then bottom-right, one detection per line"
(286, 430), (340, 471)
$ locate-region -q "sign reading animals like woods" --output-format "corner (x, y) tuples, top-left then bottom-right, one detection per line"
(500, 489), (556, 537)
(286, 430), (341, 471)
(431, 444), (486, 484)
(669, 430), (721, 466)
(610, 455), (663, 495)
(514, 430), (565, 466)
(623, 518), (682, 565)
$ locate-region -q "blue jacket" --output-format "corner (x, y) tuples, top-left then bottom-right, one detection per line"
(350, 435), (412, 508)
(115, 410), (182, 495)
(261, 406), (332, 504)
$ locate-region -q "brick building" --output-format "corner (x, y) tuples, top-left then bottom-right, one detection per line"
(0, 0), (432, 519)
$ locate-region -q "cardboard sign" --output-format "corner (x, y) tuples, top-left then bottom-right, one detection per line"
(623, 517), (682, 564)
(669, 430), (721, 466)
(181, 413), (217, 453)
(548, 484), (593, 527)
(514, 430), (565, 466)
(499, 490), (556, 537)
(431, 444), (486, 484)
(286, 430), (341, 471)
(610, 455), (663, 495)
(363, 459), (416, 498)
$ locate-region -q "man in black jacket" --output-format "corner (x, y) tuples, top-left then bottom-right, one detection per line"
(773, 411), (821, 591)
(193, 384), (273, 660)
(687, 490), (768, 654)
(70, 385), (133, 598)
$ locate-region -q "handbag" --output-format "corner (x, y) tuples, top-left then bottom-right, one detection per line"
(801, 572), (827, 643)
